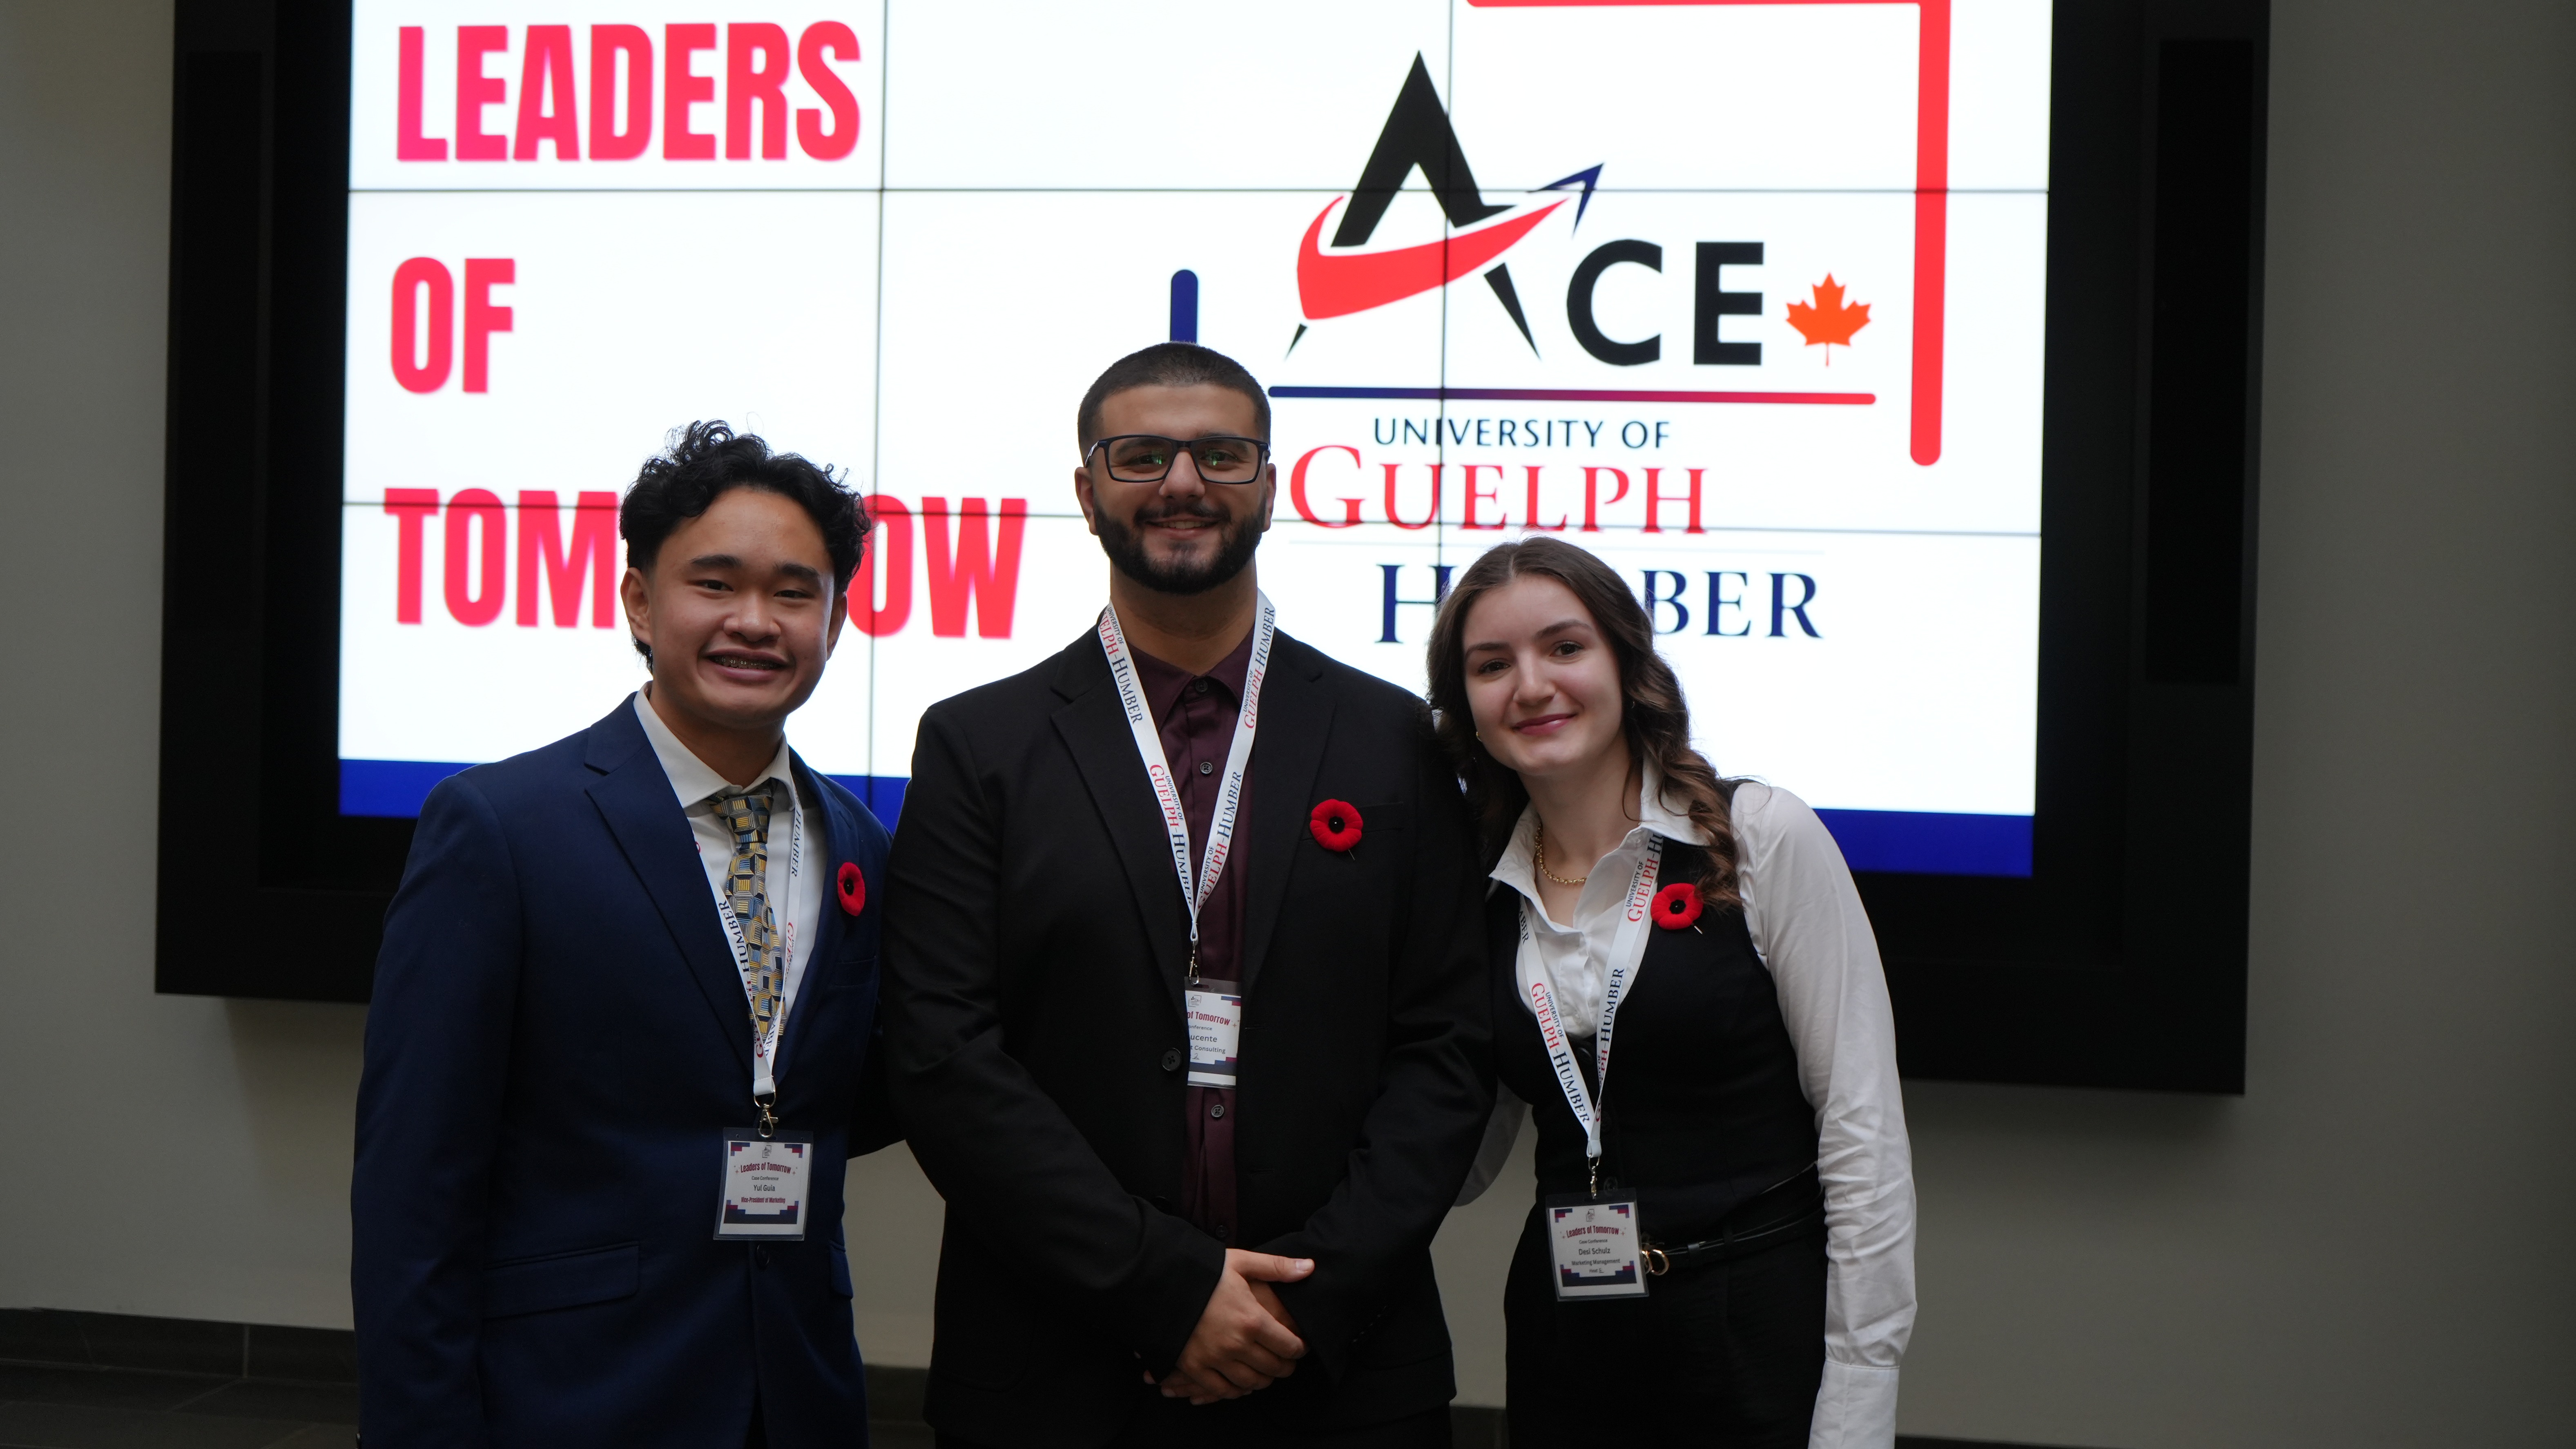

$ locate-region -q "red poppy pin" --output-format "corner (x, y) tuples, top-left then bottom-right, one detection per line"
(835, 861), (867, 916)
(1650, 882), (1703, 930)
(1308, 799), (1364, 853)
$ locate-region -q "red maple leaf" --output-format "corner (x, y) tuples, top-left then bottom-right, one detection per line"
(1785, 274), (1871, 363)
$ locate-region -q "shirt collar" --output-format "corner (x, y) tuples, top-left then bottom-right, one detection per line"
(1129, 626), (1257, 725)
(1635, 760), (1705, 843)
(631, 689), (799, 811)
(1489, 760), (1707, 896)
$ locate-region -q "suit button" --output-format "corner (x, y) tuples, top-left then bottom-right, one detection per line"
(754, 1248), (770, 1270)
(1161, 1048), (1182, 1072)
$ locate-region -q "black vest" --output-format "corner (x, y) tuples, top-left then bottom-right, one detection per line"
(1489, 840), (1819, 1238)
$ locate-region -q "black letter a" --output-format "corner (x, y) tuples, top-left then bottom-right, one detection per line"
(1333, 55), (1508, 247)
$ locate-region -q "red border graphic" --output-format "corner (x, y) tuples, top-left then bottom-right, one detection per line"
(1466, 0), (1950, 466)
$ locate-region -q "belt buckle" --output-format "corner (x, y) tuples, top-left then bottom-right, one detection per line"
(1642, 1244), (1672, 1277)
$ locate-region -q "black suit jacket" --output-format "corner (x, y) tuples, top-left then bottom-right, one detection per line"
(883, 626), (1493, 1447)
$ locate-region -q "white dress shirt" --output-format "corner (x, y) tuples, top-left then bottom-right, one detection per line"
(1473, 767), (1918, 1449)
(633, 691), (824, 1082)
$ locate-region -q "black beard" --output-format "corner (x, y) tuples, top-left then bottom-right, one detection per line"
(1094, 501), (1262, 596)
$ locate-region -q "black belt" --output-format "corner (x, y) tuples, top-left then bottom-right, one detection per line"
(1642, 1170), (1826, 1276)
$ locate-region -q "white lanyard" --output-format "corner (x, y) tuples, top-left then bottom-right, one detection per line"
(1097, 591), (1276, 983)
(706, 775), (805, 1105)
(1518, 834), (1662, 1194)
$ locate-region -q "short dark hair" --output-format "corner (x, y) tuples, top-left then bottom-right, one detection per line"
(1076, 343), (1272, 453)
(620, 421), (867, 661)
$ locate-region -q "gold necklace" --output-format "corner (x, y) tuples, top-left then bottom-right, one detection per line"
(1533, 821), (1589, 887)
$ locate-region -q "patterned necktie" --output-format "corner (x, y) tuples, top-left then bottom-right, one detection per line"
(714, 785), (782, 1054)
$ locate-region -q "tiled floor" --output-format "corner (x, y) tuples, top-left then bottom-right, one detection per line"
(0, 1312), (2027, 1449)
(0, 1361), (946, 1449)
(0, 1360), (1999, 1449)
(0, 1362), (356, 1449)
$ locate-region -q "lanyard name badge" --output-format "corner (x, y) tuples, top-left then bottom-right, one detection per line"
(709, 774), (814, 1240)
(1526, 834), (1663, 1299)
(1098, 593), (1275, 1088)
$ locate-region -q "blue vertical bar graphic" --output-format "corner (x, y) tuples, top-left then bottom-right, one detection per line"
(1169, 270), (1199, 343)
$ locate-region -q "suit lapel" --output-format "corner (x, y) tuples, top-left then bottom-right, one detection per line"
(773, 759), (856, 1088)
(1240, 637), (1334, 996)
(584, 706), (754, 1083)
(1050, 635), (1191, 1015)
(794, 757), (854, 983)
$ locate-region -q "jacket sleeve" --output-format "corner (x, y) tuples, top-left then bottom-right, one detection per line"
(350, 773), (523, 1449)
(1263, 715), (1496, 1377)
(847, 1026), (904, 1157)
(881, 708), (1225, 1373)
(846, 803), (905, 1157)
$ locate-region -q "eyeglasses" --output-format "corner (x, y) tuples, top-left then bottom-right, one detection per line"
(1082, 434), (1271, 484)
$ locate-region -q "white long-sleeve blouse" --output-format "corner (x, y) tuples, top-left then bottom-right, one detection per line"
(1468, 772), (1918, 1449)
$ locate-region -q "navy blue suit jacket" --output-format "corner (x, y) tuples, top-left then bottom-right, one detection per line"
(353, 700), (897, 1449)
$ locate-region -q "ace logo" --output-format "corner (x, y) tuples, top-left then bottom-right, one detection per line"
(1288, 53), (1825, 374)
(1282, 3), (1957, 467)
(1288, 56), (1588, 344)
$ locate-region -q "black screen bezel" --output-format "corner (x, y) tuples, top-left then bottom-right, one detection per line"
(156, 0), (2265, 1094)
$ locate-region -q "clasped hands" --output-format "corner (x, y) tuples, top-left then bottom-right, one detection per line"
(1145, 1248), (1314, 1405)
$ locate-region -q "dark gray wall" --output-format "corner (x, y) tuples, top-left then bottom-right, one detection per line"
(1, 2), (2568, 1443)
(1898, 2), (2576, 1443)
(0, 0), (366, 1327)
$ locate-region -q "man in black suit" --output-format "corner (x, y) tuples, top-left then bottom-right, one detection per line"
(354, 423), (899, 1448)
(883, 343), (1491, 1447)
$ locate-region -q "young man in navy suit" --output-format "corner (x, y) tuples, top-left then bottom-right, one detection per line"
(354, 421), (898, 1449)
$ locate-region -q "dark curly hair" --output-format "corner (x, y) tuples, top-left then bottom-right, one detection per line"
(618, 421), (868, 663)
(1424, 537), (1742, 910)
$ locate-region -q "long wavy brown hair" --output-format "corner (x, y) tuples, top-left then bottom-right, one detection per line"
(1425, 537), (1741, 910)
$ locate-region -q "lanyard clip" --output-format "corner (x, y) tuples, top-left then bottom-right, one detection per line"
(755, 1093), (779, 1139)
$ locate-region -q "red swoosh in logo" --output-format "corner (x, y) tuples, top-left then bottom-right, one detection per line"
(1297, 197), (1566, 321)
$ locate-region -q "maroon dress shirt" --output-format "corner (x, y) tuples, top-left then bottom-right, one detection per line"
(1129, 631), (1256, 1246)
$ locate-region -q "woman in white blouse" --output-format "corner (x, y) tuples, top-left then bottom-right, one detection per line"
(1426, 538), (1915, 1448)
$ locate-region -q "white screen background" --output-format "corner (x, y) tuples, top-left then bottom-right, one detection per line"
(338, 0), (2051, 859)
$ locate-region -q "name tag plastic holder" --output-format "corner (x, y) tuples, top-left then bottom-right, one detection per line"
(1546, 1190), (1648, 1299)
(1185, 977), (1244, 1087)
(715, 1127), (813, 1239)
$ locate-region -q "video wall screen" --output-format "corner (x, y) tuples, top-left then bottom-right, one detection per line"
(338, 0), (2050, 876)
